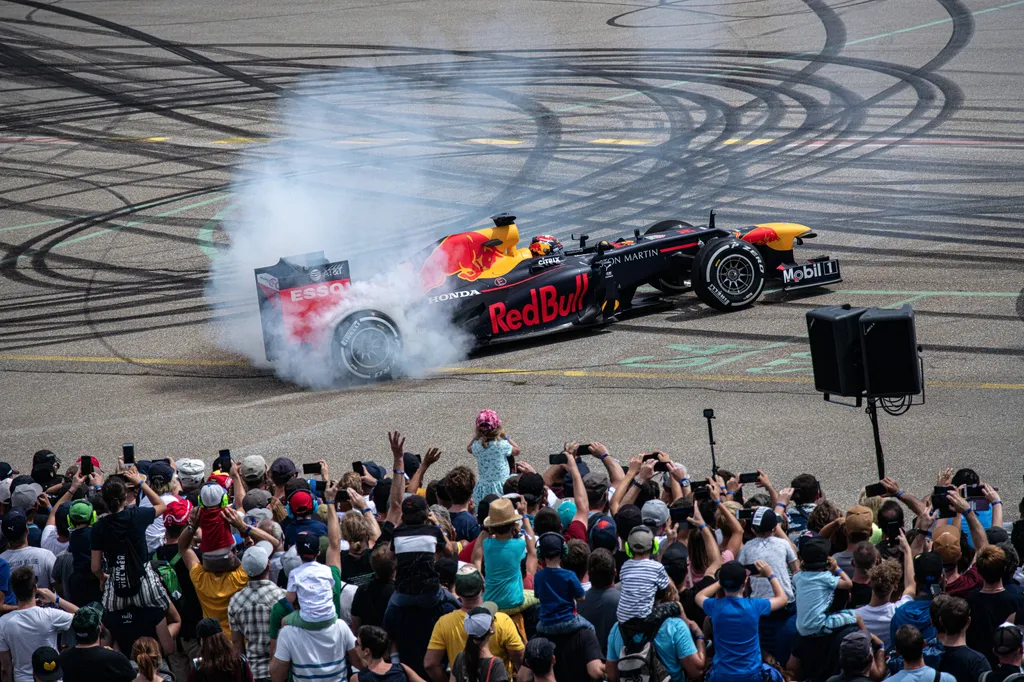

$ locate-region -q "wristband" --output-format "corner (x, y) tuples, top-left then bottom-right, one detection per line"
(694, 635), (704, 641)
(925, 531), (932, 538)
(775, 502), (787, 509)
(698, 523), (708, 531)
(896, 490), (905, 498)
(393, 469), (405, 477)
(361, 508), (373, 514)
(55, 595), (60, 607)
(712, 499), (721, 505)
(629, 479), (641, 488)
(243, 525), (251, 537)
(598, 453), (609, 460)
(992, 500), (1002, 506)
(966, 508), (975, 516)
(679, 477), (690, 487)
(767, 574), (777, 581)
(833, 570), (842, 577)
(720, 486), (727, 493)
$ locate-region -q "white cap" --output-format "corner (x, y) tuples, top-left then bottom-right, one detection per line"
(199, 483), (227, 508)
(241, 546), (270, 577)
(287, 562), (335, 623)
(177, 459), (206, 488)
(0, 480), (11, 504)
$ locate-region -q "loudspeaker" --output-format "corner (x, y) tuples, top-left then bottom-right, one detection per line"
(806, 306), (867, 397)
(859, 305), (921, 397)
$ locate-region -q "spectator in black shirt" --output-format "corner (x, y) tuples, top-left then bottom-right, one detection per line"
(577, 549), (618, 646)
(988, 624), (1024, 682)
(848, 542), (879, 609)
(443, 467), (480, 542)
(932, 594), (992, 682)
(59, 604), (135, 682)
(968, 545), (1024, 667)
(351, 545), (396, 630)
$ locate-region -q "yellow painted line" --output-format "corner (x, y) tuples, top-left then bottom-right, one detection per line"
(2, 355), (1021, 391)
(722, 139), (741, 145)
(464, 138), (522, 145)
(106, 136), (169, 142)
(213, 137), (270, 144)
(589, 138), (652, 146)
(747, 138), (774, 146)
(0, 354), (248, 367)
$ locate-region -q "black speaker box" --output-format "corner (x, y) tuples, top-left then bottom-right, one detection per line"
(805, 305), (867, 397)
(859, 305), (921, 397)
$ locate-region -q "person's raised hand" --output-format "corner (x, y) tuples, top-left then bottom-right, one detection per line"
(324, 480), (339, 503)
(627, 455), (643, 476)
(318, 460), (330, 482)
(515, 461), (536, 475)
(946, 489), (970, 515)
(691, 501), (705, 525)
(756, 470), (773, 490)
(35, 587), (57, 605)
(936, 468), (954, 487)
(777, 487), (794, 506)
(665, 521), (678, 546)
(346, 488), (365, 510)
(982, 482), (1000, 504)
(122, 465), (141, 485)
(654, 450), (671, 463)
(424, 448), (442, 467)
(70, 471), (86, 492)
(898, 528), (911, 553)
(755, 560), (773, 578)
(668, 463), (687, 483)
(231, 460), (241, 479)
(388, 431), (405, 458)
(827, 556), (838, 573)
(563, 449), (580, 473)
(880, 476), (900, 497)
(589, 442), (609, 459)
(563, 442), (580, 459)
(360, 472), (378, 489)
(725, 476), (740, 494)
(637, 459), (655, 483)
(221, 506), (245, 530)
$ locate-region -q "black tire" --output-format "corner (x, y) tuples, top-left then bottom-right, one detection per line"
(691, 238), (765, 311)
(644, 220), (695, 294)
(331, 309), (402, 381)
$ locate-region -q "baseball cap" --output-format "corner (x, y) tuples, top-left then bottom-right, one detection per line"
(177, 459), (206, 488)
(932, 526), (962, 565)
(54, 502), (71, 534)
(241, 545), (270, 577)
(796, 530), (822, 551)
(245, 508), (273, 526)
(524, 637), (556, 672)
(199, 483), (228, 508)
(68, 500), (95, 527)
(11, 482), (42, 511)
(993, 623), (1024, 654)
(295, 531), (320, 558)
(362, 462), (387, 483)
(2, 510), (27, 540)
(284, 478), (311, 496)
(71, 603), (103, 640)
(402, 495), (428, 518)
(196, 617), (223, 640)
(518, 473), (545, 504)
(242, 489), (271, 512)
(614, 505), (643, 541)
(241, 455), (267, 482)
(269, 457), (298, 481)
(147, 461), (174, 487)
(556, 500), (576, 529)
(719, 560), (748, 590)
(33, 450), (59, 467)
(463, 603), (498, 638)
(402, 452), (422, 479)
(641, 499), (670, 529)
(163, 499), (192, 527)
(476, 409), (501, 430)
(288, 490), (314, 515)
(292, 562), (335, 622)
(914, 551), (944, 587)
(662, 542), (689, 584)
(627, 525), (655, 555)
(0, 480), (11, 504)
(76, 456), (100, 471)
(752, 507), (778, 533)
(839, 630), (873, 672)
(0, 463), (12, 481)
(455, 565), (484, 598)
(799, 537), (831, 570)
(588, 514), (618, 551)
(31, 646), (62, 681)
(10, 474), (34, 492)
(583, 472), (609, 498)
(437, 556), (458, 587)
(845, 506), (874, 535)
(538, 532), (566, 559)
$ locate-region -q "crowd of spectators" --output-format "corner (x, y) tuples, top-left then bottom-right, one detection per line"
(0, 412), (1022, 682)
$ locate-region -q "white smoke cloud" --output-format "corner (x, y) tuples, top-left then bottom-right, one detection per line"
(205, 72), (475, 388)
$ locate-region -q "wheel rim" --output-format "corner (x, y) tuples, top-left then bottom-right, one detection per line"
(349, 327), (392, 369)
(716, 254), (755, 294)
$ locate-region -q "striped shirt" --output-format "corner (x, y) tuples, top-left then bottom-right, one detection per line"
(616, 558), (670, 622)
(274, 618), (357, 681)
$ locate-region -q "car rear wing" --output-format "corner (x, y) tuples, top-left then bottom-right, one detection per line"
(254, 253), (351, 360)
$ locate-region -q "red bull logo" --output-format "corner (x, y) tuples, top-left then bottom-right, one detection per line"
(741, 226), (781, 246)
(420, 232), (503, 290)
(489, 274), (589, 334)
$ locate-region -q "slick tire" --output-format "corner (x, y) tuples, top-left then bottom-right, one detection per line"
(331, 309), (402, 382)
(691, 238), (765, 311)
(644, 220), (695, 294)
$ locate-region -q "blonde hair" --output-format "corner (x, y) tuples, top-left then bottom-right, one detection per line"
(716, 501), (743, 533)
(342, 511), (371, 553)
(858, 491), (883, 522)
(867, 559), (903, 599)
(475, 425), (506, 446)
(340, 472), (362, 492)
(131, 636), (162, 681)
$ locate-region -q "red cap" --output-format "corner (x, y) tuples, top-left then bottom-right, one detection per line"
(289, 490), (314, 514)
(77, 456), (100, 469)
(164, 499), (193, 527)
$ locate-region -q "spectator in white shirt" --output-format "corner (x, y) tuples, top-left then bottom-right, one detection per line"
(0, 566), (79, 682)
(1, 511), (55, 590)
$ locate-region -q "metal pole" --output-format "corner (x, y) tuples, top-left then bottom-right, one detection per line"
(867, 398), (885, 479)
(706, 416), (718, 477)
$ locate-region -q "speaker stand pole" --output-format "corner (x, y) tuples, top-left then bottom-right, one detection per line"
(866, 398), (885, 479)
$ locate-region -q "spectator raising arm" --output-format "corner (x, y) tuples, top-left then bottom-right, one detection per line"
(347, 487), (380, 544)
(125, 465), (168, 517)
(948, 489), (988, 552)
(693, 503), (724, 577)
(880, 476), (926, 517)
(757, 470), (780, 509)
(562, 444), (589, 527)
(588, 442), (625, 488)
(325, 482), (342, 571)
(610, 455), (643, 514)
(385, 431), (407, 527)
(407, 447), (441, 494)
(231, 460), (246, 509)
(902, 530), (917, 597)
(984, 482), (1003, 528)
(47, 471), (86, 527)
(222, 506), (280, 550)
(758, 560), (789, 612)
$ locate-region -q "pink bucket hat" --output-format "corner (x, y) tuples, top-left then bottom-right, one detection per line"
(476, 409), (501, 430)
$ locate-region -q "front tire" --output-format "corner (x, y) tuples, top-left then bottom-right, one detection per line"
(691, 238), (765, 311)
(645, 220), (695, 294)
(331, 310), (402, 381)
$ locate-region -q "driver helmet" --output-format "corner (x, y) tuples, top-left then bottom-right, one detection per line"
(529, 234), (563, 257)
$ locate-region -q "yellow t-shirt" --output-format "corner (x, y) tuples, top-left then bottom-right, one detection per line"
(189, 564), (249, 637)
(427, 609), (525, 675)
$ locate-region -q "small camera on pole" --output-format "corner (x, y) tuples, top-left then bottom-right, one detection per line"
(805, 304), (925, 479)
(703, 408), (718, 477)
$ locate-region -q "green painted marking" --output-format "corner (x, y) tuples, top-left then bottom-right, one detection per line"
(0, 217), (71, 232)
(196, 202), (239, 259)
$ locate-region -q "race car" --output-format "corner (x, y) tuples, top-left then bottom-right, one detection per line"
(254, 212), (841, 381)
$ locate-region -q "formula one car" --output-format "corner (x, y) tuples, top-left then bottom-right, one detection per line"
(255, 212), (841, 381)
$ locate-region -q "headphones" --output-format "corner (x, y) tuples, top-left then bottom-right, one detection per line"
(623, 526), (660, 559)
(199, 482), (230, 510)
(67, 508), (97, 530)
(286, 488), (320, 519)
(537, 532), (569, 559)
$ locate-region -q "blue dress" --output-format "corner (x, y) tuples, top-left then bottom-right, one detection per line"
(471, 439), (512, 505)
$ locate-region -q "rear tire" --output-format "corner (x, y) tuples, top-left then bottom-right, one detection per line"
(331, 310), (402, 381)
(645, 220), (695, 294)
(691, 238), (765, 311)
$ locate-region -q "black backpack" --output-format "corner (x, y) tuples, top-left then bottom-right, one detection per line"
(108, 521), (145, 598)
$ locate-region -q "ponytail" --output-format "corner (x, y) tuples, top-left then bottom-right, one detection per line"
(131, 637), (162, 681)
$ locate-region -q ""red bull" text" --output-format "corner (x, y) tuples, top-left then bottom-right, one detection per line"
(488, 274), (589, 334)
(420, 232), (503, 290)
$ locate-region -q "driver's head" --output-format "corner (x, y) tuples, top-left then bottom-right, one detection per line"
(529, 235), (562, 257)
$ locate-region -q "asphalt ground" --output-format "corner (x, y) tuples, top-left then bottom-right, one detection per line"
(1, 0), (1022, 509)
